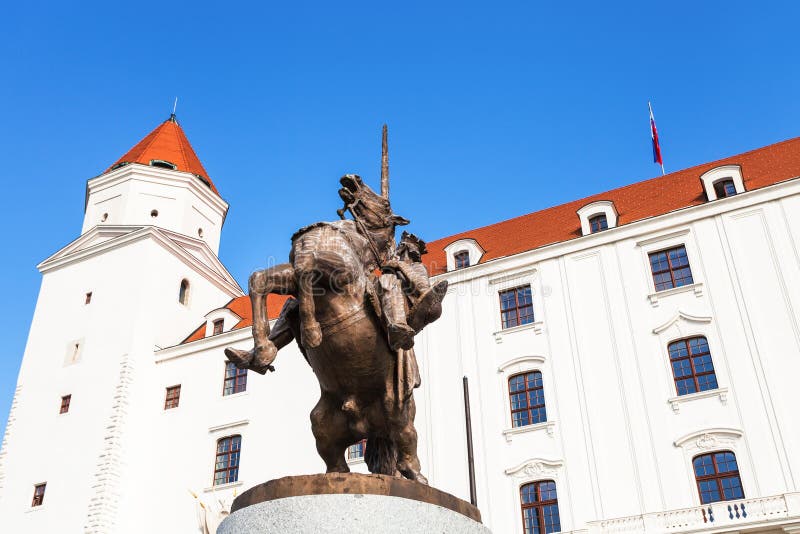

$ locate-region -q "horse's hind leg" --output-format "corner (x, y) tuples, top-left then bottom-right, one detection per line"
(225, 263), (295, 373)
(310, 393), (352, 473)
(394, 398), (428, 484)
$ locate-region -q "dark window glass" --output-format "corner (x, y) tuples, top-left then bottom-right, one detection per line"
(454, 250), (470, 269)
(693, 451), (744, 504)
(500, 286), (534, 329)
(223, 361), (247, 396)
(179, 279), (190, 305)
(509, 371), (547, 428)
(214, 435), (242, 486)
(589, 214), (608, 233)
(521, 480), (561, 534)
(668, 337), (718, 396)
(714, 179), (737, 199)
(59, 394), (71, 414)
(164, 385), (181, 409)
(31, 483), (46, 507)
(648, 245), (694, 291)
(85, 292), (92, 304)
(347, 439), (367, 460)
(213, 319), (224, 335)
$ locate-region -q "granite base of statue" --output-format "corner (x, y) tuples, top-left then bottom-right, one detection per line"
(217, 473), (490, 534)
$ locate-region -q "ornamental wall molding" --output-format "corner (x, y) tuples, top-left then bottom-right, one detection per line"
(497, 355), (546, 374)
(652, 311), (713, 335)
(504, 457), (564, 480)
(673, 428), (743, 451)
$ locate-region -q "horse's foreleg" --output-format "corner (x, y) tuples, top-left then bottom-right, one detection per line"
(297, 270), (322, 348)
(225, 264), (295, 373)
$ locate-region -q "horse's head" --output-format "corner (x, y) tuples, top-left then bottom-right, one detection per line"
(338, 174), (409, 230)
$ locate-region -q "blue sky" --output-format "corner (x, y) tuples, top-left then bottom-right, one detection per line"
(1, 1), (799, 436)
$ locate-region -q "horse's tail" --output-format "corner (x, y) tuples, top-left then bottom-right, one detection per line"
(364, 436), (398, 476)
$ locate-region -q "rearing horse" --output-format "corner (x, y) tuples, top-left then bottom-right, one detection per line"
(225, 173), (431, 482)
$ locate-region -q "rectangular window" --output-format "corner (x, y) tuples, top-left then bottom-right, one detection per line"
(31, 483), (46, 507)
(214, 435), (242, 486)
(223, 362), (247, 396)
(669, 337), (718, 396)
(499, 286), (534, 329)
(454, 251), (470, 269)
(508, 371), (547, 427)
(85, 292), (92, 304)
(59, 394), (71, 414)
(694, 451), (744, 504)
(648, 245), (694, 291)
(164, 385), (181, 409)
(347, 439), (367, 460)
(213, 319), (224, 335)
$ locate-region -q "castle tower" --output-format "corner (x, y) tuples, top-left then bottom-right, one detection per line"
(0, 116), (242, 532)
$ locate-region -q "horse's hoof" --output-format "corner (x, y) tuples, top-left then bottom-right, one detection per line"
(224, 347), (253, 368)
(302, 323), (323, 349)
(388, 323), (415, 351)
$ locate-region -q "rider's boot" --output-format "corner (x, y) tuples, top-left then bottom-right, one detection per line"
(408, 280), (449, 332)
(224, 341), (277, 375)
(379, 274), (416, 351)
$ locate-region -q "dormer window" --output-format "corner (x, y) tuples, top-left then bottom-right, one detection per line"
(577, 201), (618, 236)
(454, 250), (470, 269)
(589, 214), (608, 233)
(150, 159), (177, 170)
(700, 165), (745, 201)
(714, 179), (737, 199)
(213, 319), (224, 335)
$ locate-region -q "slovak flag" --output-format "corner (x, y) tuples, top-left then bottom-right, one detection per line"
(649, 102), (663, 166)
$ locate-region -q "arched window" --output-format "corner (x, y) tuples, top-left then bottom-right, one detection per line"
(454, 250), (470, 269)
(589, 214), (608, 233)
(520, 480), (560, 534)
(693, 451), (744, 504)
(178, 279), (190, 306)
(713, 179), (737, 199)
(213, 435), (242, 486)
(668, 336), (718, 396)
(508, 371), (547, 427)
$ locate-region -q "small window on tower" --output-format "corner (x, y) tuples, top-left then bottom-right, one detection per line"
(151, 209), (159, 218)
(150, 159), (177, 170)
(213, 319), (224, 335)
(31, 483), (46, 507)
(85, 292), (92, 305)
(100, 213), (108, 222)
(179, 279), (190, 306)
(59, 394), (71, 414)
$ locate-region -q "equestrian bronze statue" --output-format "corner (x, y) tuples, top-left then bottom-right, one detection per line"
(225, 126), (447, 483)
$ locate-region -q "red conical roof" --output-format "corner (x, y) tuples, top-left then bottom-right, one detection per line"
(106, 115), (219, 194)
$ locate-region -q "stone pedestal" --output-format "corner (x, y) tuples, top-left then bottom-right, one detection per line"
(217, 473), (491, 533)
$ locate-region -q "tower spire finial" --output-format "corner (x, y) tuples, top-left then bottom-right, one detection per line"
(380, 124), (389, 199)
(170, 97), (178, 122)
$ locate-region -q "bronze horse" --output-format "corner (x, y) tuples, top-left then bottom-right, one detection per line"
(225, 170), (433, 483)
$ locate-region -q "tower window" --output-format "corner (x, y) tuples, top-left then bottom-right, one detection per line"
(347, 439), (367, 460)
(223, 361), (247, 396)
(150, 159), (177, 170)
(101, 213), (108, 222)
(59, 394), (71, 414)
(31, 483), (46, 507)
(499, 286), (534, 329)
(150, 209), (159, 218)
(454, 250), (470, 269)
(589, 214), (608, 233)
(85, 292), (92, 305)
(669, 336), (718, 395)
(520, 480), (560, 534)
(214, 435), (242, 486)
(693, 451), (744, 504)
(213, 319), (224, 335)
(508, 371), (547, 427)
(164, 385), (181, 410)
(178, 279), (190, 306)
(648, 245), (694, 291)
(714, 179), (737, 199)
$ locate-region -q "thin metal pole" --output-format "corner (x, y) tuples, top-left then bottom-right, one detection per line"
(463, 376), (477, 507)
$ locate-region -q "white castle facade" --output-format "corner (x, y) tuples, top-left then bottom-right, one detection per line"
(1, 116), (800, 534)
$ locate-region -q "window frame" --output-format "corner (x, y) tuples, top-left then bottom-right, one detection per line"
(588, 213), (609, 233)
(453, 250), (471, 269)
(31, 483), (46, 507)
(499, 285), (535, 330)
(508, 371), (547, 428)
(59, 394), (71, 414)
(713, 179), (737, 199)
(347, 439), (367, 461)
(668, 336), (718, 396)
(648, 244), (694, 292)
(164, 385), (181, 410)
(519, 479), (561, 534)
(212, 319), (224, 335)
(693, 450), (744, 504)
(213, 434), (242, 486)
(223, 361), (247, 396)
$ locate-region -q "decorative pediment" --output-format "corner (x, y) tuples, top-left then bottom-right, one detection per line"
(504, 458), (563, 479)
(674, 428), (743, 450)
(38, 225), (143, 269)
(653, 311), (712, 335)
(498, 355), (546, 374)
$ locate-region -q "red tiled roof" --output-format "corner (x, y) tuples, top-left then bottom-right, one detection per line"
(180, 135), (800, 345)
(106, 116), (219, 195)
(423, 136), (800, 274)
(181, 294), (290, 344)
